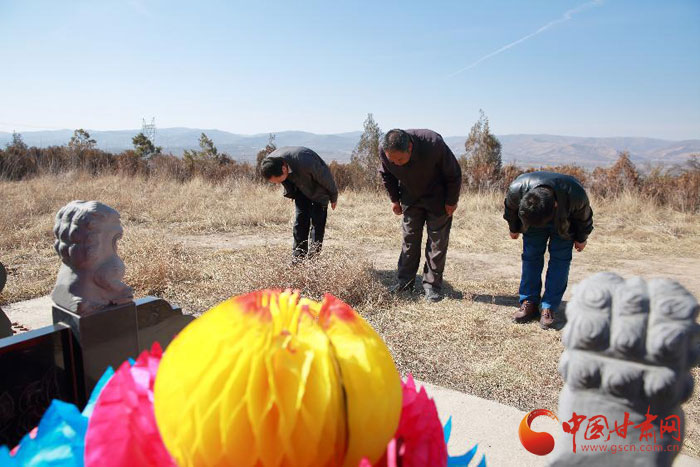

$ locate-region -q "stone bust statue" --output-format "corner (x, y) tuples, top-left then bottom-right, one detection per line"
(51, 200), (134, 315)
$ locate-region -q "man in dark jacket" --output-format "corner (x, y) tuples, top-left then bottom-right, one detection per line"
(379, 129), (462, 302)
(261, 146), (338, 261)
(504, 171), (593, 328)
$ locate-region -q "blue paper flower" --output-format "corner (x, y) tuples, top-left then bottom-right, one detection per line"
(0, 367), (114, 466)
(444, 416), (487, 467)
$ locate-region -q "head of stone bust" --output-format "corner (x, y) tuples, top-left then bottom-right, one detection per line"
(53, 200), (125, 279)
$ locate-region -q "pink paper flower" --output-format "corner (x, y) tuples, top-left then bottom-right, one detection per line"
(386, 374), (448, 467)
(84, 343), (174, 467)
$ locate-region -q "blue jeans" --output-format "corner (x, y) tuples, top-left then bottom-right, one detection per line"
(519, 224), (573, 313)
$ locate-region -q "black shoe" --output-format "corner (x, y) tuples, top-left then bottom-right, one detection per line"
(424, 288), (443, 302)
(389, 281), (414, 294)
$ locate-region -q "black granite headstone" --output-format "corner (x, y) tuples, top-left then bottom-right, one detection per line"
(0, 324), (83, 447)
(0, 293), (193, 447)
(0, 262), (10, 339)
(52, 302), (139, 395)
(0, 261), (6, 293)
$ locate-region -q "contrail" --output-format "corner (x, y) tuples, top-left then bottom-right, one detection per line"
(448, 0), (604, 78)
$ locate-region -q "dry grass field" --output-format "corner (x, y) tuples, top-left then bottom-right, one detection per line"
(1, 172), (699, 457)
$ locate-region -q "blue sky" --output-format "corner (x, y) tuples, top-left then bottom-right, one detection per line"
(1, 0), (698, 139)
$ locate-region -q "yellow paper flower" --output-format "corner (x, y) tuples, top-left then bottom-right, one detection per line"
(153, 290), (402, 467)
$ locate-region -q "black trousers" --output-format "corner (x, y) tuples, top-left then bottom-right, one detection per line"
(397, 203), (452, 291)
(293, 192), (328, 258)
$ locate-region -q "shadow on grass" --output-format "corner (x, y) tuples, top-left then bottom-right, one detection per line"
(470, 293), (569, 330)
(551, 303), (568, 330)
(471, 294), (519, 307)
(370, 269), (464, 301)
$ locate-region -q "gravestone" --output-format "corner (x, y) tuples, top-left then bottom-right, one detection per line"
(0, 262), (11, 338)
(50, 297), (194, 394)
(0, 261), (6, 295)
(551, 273), (699, 466)
(0, 324), (83, 447)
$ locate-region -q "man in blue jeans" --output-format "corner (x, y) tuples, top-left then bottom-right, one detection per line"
(503, 172), (593, 329)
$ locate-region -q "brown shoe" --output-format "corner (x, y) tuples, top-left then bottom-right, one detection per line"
(513, 300), (537, 323)
(540, 308), (555, 329)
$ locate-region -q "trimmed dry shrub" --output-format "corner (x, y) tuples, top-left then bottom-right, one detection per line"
(149, 154), (190, 181)
(590, 151), (639, 197)
(329, 160), (382, 192)
(461, 160), (503, 191)
(0, 147), (37, 180)
(640, 163), (700, 213)
(114, 150), (148, 177)
(500, 163), (524, 189)
(121, 232), (198, 297)
(240, 247), (392, 310)
(183, 157), (255, 183)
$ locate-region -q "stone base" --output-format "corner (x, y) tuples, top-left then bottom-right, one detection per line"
(52, 302), (139, 394)
(135, 296), (194, 352)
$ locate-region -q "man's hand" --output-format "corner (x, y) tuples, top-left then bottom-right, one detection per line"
(445, 203), (457, 217)
(510, 232), (520, 240)
(574, 240), (587, 252)
(392, 202), (403, 215)
(331, 202), (337, 210)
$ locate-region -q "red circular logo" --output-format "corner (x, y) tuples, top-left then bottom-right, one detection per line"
(519, 409), (559, 456)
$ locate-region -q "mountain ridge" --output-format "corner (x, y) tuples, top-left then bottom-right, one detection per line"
(1, 128), (698, 168)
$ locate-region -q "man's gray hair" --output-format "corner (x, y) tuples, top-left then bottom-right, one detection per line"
(382, 129), (411, 152)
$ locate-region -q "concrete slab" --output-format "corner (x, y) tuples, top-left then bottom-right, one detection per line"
(423, 381), (700, 466)
(424, 380), (548, 466)
(2, 295), (53, 332)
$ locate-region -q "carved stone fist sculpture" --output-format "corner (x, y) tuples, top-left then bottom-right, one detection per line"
(550, 272), (699, 466)
(51, 200), (134, 315)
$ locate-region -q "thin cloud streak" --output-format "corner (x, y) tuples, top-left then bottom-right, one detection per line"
(448, 0), (604, 78)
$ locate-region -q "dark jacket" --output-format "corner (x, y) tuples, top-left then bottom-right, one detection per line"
(504, 171), (593, 243)
(267, 146), (338, 205)
(379, 129), (462, 214)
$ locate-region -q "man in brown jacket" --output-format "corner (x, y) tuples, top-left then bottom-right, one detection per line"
(379, 129), (462, 302)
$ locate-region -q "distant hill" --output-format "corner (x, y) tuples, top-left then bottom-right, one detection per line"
(1, 128), (698, 168)
(461, 134), (700, 168)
